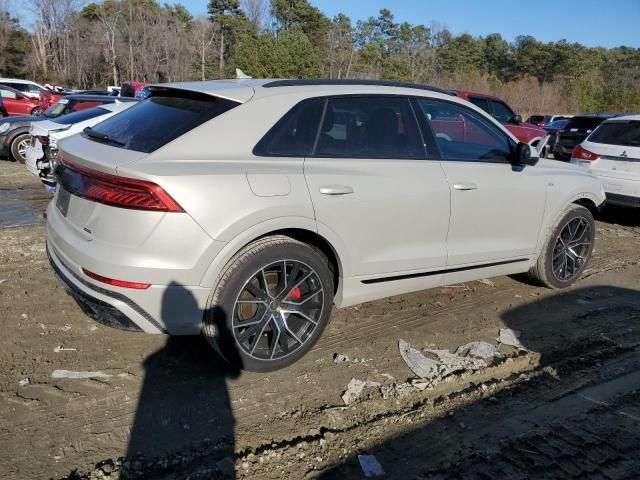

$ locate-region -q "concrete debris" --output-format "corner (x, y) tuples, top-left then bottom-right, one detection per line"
(399, 339), (439, 379)
(53, 345), (77, 353)
(358, 454), (385, 478)
(18, 378), (29, 386)
(20, 313), (28, 320)
(456, 341), (500, 360)
(342, 378), (381, 405)
(498, 328), (527, 350)
(51, 370), (111, 379)
(478, 278), (495, 287)
(425, 348), (486, 375)
(333, 353), (350, 363)
(380, 382), (415, 399)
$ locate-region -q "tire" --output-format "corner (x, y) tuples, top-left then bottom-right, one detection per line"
(529, 205), (595, 289)
(203, 235), (334, 372)
(10, 133), (30, 163)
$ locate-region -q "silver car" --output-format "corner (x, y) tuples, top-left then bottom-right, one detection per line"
(47, 79), (605, 371)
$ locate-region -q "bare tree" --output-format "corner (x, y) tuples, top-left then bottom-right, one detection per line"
(242, 0), (266, 33)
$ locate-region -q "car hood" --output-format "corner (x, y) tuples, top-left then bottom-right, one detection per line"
(0, 114), (42, 127)
(29, 119), (69, 136)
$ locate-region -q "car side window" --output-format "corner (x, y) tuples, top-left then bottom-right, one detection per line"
(468, 97), (490, 114)
(416, 98), (513, 163)
(253, 98), (325, 157)
(0, 89), (17, 99)
(314, 96), (425, 159)
(490, 101), (514, 123)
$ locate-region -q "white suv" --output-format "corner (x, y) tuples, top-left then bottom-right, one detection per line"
(46, 79), (605, 371)
(571, 114), (640, 208)
(0, 78), (48, 100)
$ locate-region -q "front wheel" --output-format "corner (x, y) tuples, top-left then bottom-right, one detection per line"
(203, 236), (334, 372)
(529, 205), (595, 288)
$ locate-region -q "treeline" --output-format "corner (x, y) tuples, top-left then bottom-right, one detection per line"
(4, 0), (640, 115)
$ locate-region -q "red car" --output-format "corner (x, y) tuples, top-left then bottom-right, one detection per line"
(39, 89), (64, 112)
(0, 85), (41, 116)
(455, 90), (546, 147)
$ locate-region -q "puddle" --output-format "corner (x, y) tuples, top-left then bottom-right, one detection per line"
(0, 188), (52, 227)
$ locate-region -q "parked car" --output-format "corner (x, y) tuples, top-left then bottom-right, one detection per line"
(46, 79), (604, 371)
(552, 114), (618, 161)
(526, 115), (571, 127)
(0, 85), (41, 116)
(0, 78), (49, 100)
(571, 114), (640, 208)
(0, 95), (138, 163)
(454, 90), (547, 152)
(25, 101), (138, 191)
(543, 118), (570, 156)
(120, 81), (149, 99)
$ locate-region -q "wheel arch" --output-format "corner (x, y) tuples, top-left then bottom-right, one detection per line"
(199, 220), (347, 297)
(6, 126), (30, 146)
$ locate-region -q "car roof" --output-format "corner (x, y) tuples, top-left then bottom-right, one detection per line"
(0, 78), (41, 86)
(600, 114), (640, 122)
(152, 79), (459, 104)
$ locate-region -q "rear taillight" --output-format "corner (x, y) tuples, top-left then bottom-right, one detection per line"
(82, 268), (151, 289)
(58, 157), (184, 212)
(572, 145), (600, 161)
(37, 135), (49, 145)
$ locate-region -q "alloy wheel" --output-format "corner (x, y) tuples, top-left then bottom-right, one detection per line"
(232, 260), (325, 361)
(16, 138), (29, 162)
(551, 216), (592, 282)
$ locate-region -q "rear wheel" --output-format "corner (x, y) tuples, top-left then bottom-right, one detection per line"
(10, 133), (30, 163)
(529, 205), (595, 288)
(203, 236), (334, 372)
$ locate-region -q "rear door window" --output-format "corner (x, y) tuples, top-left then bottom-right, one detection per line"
(83, 92), (239, 153)
(0, 88), (17, 99)
(588, 121), (640, 147)
(314, 96), (425, 159)
(253, 98), (325, 156)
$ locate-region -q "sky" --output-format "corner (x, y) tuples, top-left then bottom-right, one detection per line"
(180, 0), (640, 49)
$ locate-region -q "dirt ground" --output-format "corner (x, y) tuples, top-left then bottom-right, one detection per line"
(1, 161), (639, 480)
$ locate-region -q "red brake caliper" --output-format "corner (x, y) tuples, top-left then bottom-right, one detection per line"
(287, 287), (302, 300)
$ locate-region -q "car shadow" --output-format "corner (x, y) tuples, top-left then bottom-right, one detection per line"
(117, 282), (241, 479)
(316, 285), (640, 479)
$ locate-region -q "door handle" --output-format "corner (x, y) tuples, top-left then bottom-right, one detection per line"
(319, 185), (354, 195)
(452, 183), (478, 191)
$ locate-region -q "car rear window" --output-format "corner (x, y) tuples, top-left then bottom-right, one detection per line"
(83, 91), (239, 153)
(52, 106), (109, 125)
(565, 117), (606, 132)
(588, 121), (640, 147)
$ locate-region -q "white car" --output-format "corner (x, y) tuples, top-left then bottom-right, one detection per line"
(571, 114), (640, 208)
(0, 78), (49, 100)
(46, 79), (605, 371)
(25, 101), (137, 191)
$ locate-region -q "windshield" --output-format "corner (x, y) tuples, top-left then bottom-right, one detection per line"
(588, 121), (640, 147)
(52, 106), (109, 125)
(565, 117), (607, 132)
(43, 100), (70, 118)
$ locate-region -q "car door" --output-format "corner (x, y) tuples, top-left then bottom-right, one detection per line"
(303, 95), (451, 278)
(0, 88), (27, 116)
(414, 98), (547, 266)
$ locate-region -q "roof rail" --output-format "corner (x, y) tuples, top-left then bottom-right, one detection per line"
(263, 79), (456, 96)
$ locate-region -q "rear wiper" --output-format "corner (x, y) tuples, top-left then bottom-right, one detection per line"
(83, 126), (125, 146)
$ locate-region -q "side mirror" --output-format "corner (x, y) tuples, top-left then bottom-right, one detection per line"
(508, 114), (523, 125)
(512, 142), (539, 167)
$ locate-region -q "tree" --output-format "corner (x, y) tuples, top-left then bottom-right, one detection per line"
(208, 0), (245, 75)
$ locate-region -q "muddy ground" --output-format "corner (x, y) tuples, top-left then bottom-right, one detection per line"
(1, 161), (639, 480)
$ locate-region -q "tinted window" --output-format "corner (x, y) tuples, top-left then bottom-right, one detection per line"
(528, 115), (544, 124)
(588, 121), (640, 147)
(52, 106), (110, 125)
(121, 84), (135, 97)
(0, 89), (17, 99)
(468, 97), (490, 113)
(253, 98), (324, 156)
(417, 99), (512, 163)
(3, 82), (27, 93)
(314, 96), (425, 159)
(84, 92), (238, 153)
(566, 117), (606, 132)
(490, 101), (514, 123)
